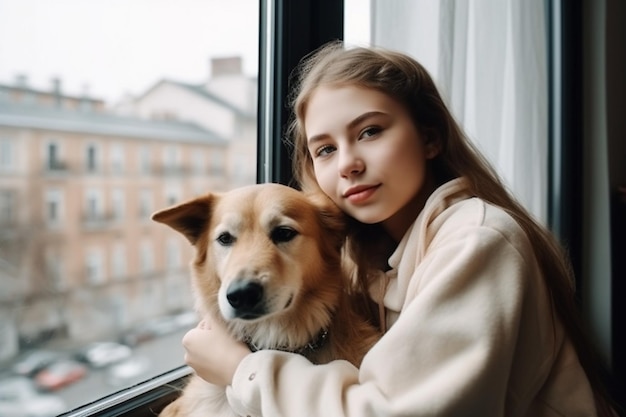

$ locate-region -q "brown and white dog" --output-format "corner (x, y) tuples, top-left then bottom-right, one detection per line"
(152, 183), (380, 417)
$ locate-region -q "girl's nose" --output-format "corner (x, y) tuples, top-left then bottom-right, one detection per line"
(337, 148), (365, 178)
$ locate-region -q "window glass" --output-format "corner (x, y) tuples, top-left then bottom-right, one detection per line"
(0, 0), (258, 414)
(344, 0), (372, 46)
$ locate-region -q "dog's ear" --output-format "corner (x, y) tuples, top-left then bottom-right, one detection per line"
(151, 195), (214, 245)
(305, 191), (346, 247)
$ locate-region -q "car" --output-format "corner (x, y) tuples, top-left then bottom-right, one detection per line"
(172, 310), (199, 329)
(34, 359), (88, 391)
(11, 350), (60, 377)
(105, 355), (152, 387)
(75, 341), (132, 368)
(121, 312), (197, 346)
(0, 376), (67, 417)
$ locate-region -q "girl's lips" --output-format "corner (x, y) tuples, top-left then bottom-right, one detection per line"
(343, 184), (380, 204)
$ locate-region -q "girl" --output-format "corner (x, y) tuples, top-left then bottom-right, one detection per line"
(181, 42), (618, 416)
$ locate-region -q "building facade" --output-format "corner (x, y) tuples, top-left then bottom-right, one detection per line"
(0, 59), (257, 360)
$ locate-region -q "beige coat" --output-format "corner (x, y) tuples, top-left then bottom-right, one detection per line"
(225, 178), (597, 416)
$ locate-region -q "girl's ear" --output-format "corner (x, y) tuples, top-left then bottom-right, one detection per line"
(423, 129), (442, 159)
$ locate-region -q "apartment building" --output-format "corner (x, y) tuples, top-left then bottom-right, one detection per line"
(0, 64), (255, 360)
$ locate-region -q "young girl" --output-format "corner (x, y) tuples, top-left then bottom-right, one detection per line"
(181, 42), (618, 416)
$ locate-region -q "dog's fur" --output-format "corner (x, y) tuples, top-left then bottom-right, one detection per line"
(152, 183), (380, 417)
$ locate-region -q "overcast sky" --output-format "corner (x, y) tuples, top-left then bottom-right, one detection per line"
(0, 0), (370, 106)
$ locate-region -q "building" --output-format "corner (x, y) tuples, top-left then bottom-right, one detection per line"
(0, 60), (256, 360)
(117, 56), (258, 188)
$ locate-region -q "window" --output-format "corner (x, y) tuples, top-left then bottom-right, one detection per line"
(0, 138), (15, 171)
(162, 145), (180, 174)
(192, 150), (205, 175)
(166, 238), (182, 271)
(46, 141), (61, 171)
(111, 242), (127, 280)
(85, 142), (100, 172)
(85, 248), (105, 285)
(110, 143), (125, 174)
(138, 189), (153, 220)
(45, 189), (63, 226)
(0, 0), (259, 414)
(140, 240), (155, 275)
(84, 188), (104, 222)
(0, 189), (15, 223)
(164, 185), (182, 207)
(45, 251), (65, 291)
(138, 145), (152, 175)
(111, 188), (125, 221)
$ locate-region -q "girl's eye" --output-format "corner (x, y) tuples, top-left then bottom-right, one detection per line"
(360, 126), (382, 139)
(315, 144), (336, 157)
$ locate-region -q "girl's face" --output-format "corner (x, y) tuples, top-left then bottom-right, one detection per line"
(304, 85), (439, 241)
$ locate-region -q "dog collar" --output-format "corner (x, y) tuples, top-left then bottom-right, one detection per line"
(245, 328), (329, 356)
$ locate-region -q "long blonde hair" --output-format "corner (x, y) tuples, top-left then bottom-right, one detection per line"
(286, 41), (617, 416)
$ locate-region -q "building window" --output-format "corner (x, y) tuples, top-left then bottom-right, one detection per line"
(0, 189), (15, 224)
(110, 143), (125, 174)
(46, 250), (65, 290)
(139, 145), (152, 174)
(138, 189), (153, 220)
(140, 240), (154, 274)
(46, 141), (61, 170)
(111, 188), (125, 221)
(111, 242), (127, 280)
(85, 248), (104, 285)
(165, 186), (181, 206)
(163, 145), (180, 174)
(45, 189), (63, 226)
(166, 238), (181, 271)
(193, 150), (205, 174)
(0, 138), (15, 171)
(210, 150), (223, 174)
(84, 188), (104, 222)
(85, 142), (99, 172)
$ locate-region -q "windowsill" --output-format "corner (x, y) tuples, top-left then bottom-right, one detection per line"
(60, 366), (191, 417)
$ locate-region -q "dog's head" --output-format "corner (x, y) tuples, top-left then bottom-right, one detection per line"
(152, 183), (346, 328)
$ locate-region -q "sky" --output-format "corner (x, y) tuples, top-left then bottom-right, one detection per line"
(0, 0), (370, 106)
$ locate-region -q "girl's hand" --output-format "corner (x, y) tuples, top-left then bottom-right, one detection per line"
(182, 316), (251, 387)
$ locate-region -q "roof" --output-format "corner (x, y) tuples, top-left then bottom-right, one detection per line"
(0, 102), (227, 145)
(0, 83), (104, 105)
(139, 79), (256, 119)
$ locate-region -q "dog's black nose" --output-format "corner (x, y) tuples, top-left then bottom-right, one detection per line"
(227, 281), (264, 313)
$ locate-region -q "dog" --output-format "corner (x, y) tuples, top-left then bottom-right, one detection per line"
(152, 183), (381, 417)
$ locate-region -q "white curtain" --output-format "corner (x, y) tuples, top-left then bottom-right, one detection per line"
(369, 0), (548, 222)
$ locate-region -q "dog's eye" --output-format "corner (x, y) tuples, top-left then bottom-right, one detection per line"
(216, 232), (236, 246)
(270, 226), (298, 243)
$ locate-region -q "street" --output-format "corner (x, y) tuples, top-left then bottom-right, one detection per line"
(55, 329), (189, 413)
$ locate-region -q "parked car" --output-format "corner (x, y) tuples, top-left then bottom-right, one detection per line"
(75, 341), (132, 368)
(105, 355), (152, 387)
(34, 359), (88, 391)
(172, 310), (199, 329)
(0, 376), (67, 417)
(11, 350), (60, 377)
(121, 311), (198, 346)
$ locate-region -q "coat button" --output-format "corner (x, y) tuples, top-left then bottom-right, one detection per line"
(248, 372), (256, 381)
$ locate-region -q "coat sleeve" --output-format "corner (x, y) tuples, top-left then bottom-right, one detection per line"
(225, 224), (534, 417)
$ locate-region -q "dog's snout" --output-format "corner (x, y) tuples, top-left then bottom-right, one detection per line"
(226, 280), (264, 317)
